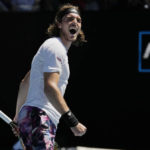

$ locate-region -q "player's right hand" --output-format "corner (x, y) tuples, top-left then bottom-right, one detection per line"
(70, 122), (87, 136)
(11, 117), (19, 137)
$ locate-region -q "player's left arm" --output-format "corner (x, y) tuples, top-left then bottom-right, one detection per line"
(14, 71), (30, 122)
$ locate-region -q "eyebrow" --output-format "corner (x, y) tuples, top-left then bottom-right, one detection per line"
(65, 15), (81, 20)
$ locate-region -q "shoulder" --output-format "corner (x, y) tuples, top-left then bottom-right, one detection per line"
(43, 37), (65, 51)
(38, 38), (67, 62)
(41, 37), (66, 55)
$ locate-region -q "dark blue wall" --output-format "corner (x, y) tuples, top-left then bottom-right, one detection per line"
(0, 11), (150, 149)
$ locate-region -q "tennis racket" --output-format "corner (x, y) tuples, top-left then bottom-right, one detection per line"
(0, 110), (26, 150)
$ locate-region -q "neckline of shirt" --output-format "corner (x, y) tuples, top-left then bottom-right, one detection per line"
(56, 37), (68, 53)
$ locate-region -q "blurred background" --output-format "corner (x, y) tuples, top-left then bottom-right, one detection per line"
(0, 0), (150, 149)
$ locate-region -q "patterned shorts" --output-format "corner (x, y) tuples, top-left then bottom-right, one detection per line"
(18, 106), (56, 150)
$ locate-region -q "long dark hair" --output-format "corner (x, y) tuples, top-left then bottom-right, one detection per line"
(47, 3), (87, 46)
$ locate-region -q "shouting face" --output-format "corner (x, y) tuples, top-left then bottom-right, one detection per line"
(59, 13), (82, 43)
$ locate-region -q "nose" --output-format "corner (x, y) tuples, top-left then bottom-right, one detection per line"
(70, 21), (77, 28)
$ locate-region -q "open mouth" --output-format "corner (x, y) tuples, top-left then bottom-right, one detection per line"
(69, 29), (77, 35)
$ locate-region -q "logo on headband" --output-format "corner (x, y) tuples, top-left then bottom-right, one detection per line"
(138, 31), (150, 72)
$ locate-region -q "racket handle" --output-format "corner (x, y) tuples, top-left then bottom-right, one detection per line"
(10, 122), (26, 150)
(0, 111), (26, 150)
(10, 122), (18, 128)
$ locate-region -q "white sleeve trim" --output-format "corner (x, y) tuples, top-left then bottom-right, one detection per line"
(43, 66), (61, 74)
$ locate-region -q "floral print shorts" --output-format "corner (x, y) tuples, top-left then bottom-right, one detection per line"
(18, 106), (56, 150)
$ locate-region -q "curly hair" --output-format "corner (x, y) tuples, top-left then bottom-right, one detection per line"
(47, 3), (87, 46)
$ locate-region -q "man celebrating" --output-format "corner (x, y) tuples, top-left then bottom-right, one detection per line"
(12, 3), (87, 150)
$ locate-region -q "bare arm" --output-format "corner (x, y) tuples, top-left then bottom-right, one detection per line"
(44, 72), (70, 115)
(44, 72), (87, 136)
(14, 71), (30, 122)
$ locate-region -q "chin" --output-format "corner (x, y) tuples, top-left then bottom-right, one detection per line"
(70, 35), (77, 41)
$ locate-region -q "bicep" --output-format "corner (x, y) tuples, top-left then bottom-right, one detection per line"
(44, 72), (60, 88)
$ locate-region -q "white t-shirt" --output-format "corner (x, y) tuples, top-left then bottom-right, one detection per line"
(22, 37), (70, 127)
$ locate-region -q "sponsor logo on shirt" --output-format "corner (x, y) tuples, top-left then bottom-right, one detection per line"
(57, 57), (62, 64)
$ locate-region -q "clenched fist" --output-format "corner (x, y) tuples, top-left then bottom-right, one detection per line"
(70, 123), (87, 136)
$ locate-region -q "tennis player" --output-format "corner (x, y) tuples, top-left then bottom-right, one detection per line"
(12, 3), (87, 150)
